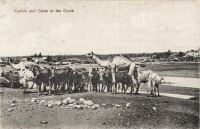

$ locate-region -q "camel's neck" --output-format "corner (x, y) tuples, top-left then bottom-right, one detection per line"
(9, 59), (24, 70)
(92, 55), (110, 67)
(9, 59), (19, 69)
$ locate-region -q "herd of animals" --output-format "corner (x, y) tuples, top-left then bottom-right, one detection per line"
(0, 52), (164, 97)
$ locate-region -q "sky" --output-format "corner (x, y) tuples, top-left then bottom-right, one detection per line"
(0, 0), (199, 57)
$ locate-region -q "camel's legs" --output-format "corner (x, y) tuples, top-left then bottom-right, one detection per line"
(111, 68), (117, 93)
(23, 80), (28, 94)
(157, 86), (160, 96)
(147, 79), (153, 96)
(30, 82), (35, 89)
(10, 82), (14, 88)
(89, 83), (92, 91)
(98, 84), (100, 92)
(38, 82), (42, 95)
(48, 85), (52, 95)
(134, 82), (140, 95)
(152, 82), (156, 96)
(127, 63), (136, 76)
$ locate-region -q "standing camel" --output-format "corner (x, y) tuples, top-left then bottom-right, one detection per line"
(85, 52), (146, 94)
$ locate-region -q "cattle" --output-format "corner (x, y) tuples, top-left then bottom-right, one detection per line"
(130, 70), (163, 96)
(18, 69), (35, 94)
(99, 69), (133, 94)
(135, 70), (153, 93)
(87, 72), (93, 91)
(81, 72), (91, 92)
(74, 68), (91, 92)
(97, 70), (104, 92)
(73, 70), (83, 92)
(91, 68), (100, 92)
(32, 66), (52, 95)
(1, 70), (21, 88)
(49, 67), (73, 95)
(72, 69), (90, 93)
(99, 68), (113, 92)
(115, 71), (133, 94)
(96, 67), (110, 92)
(137, 70), (153, 84)
(147, 72), (164, 96)
(129, 70), (153, 94)
(99, 70), (133, 94)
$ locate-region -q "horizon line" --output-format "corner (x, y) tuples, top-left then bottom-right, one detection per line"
(0, 50), (191, 58)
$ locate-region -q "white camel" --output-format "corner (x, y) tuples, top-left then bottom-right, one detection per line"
(18, 69), (35, 93)
(8, 58), (39, 70)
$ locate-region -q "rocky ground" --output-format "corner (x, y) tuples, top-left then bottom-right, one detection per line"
(0, 86), (199, 129)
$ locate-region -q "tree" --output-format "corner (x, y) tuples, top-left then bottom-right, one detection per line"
(178, 51), (184, 57)
(57, 56), (63, 61)
(33, 53), (37, 57)
(46, 56), (52, 62)
(164, 49), (171, 59)
(38, 53), (42, 57)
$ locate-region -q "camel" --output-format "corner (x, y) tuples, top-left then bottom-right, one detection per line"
(8, 58), (39, 70)
(18, 69), (35, 94)
(8, 58), (39, 90)
(85, 52), (146, 94)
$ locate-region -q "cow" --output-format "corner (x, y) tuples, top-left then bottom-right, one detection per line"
(87, 72), (93, 91)
(115, 71), (133, 94)
(129, 70), (163, 96)
(72, 69), (90, 93)
(134, 70), (153, 92)
(97, 70), (104, 92)
(91, 68), (100, 92)
(32, 66), (52, 95)
(81, 72), (91, 92)
(1, 70), (21, 88)
(73, 70), (83, 92)
(74, 68), (92, 92)
(49, 67), (73, 95)
(97, 67), (109, 92)
(147, 72), (164, 96)
(100, 70), (133, 94)
(100, 68), (113, 92)
(128, 70), (153, 94)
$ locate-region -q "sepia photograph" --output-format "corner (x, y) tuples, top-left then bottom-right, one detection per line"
(0, 0), (199, 129)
